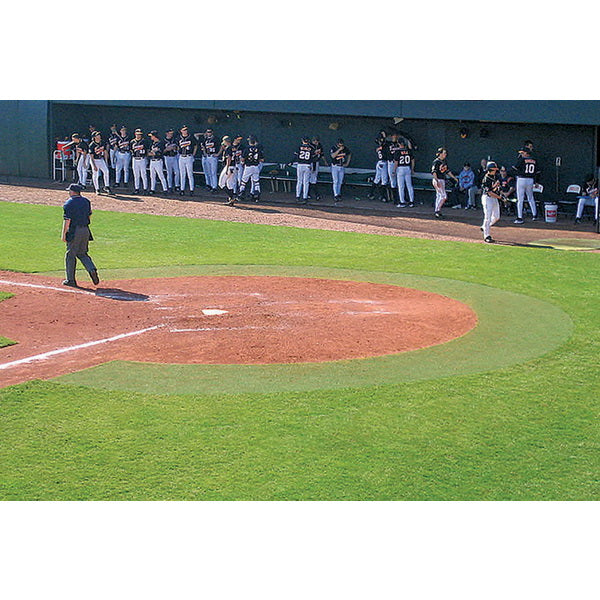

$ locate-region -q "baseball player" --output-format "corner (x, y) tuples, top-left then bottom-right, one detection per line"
(512, 147), (539, 224)
(88, 131), (111, 194)
(231, 135), (245, 194)
(198, 128), (219, 193)
(431, 147), (458, 218)
(163, 128), (180, 192)
(385, 130), (401, 202)
(223, 140), (239, 205)
(309, 136), (327, 200)
(295, 135), (314, 204)
(480, 161), (502, 243)
(114, 125), (131, 188)
(575, 175), (599, 224)
(368, 132), (388, 202)
(130, 128), (149, 194)
(108, 124), (119, 172)
(178, 125), (197, 196)
(61, 183), (100, 287)
(147, 130), (168, 194)
(238, 135), (264, 201)
(68, 133), (90, 188)
(395, 139), (415, 207)
(330, 139), (351, 203)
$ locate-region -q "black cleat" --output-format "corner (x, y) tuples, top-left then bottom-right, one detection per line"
(484, 236), (495, 243)
(435, 211), (443, 219)
(89, 270), (100, 285)
(62, 280), (78, 287)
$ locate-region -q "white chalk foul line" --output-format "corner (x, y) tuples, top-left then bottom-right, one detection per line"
(0, 279), (92, 295)
(0, 325), (163, 371)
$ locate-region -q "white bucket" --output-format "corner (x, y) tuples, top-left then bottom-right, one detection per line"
(544, 203), (558, 223)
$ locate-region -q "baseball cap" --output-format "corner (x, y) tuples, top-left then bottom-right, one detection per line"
(91, 131), (101, 137)
(71, 133), (80, 138)
(66, 183), (83, 192)
(134, 128), (143, 134)
(248, 135), (257, 143)
(149, 130), (159, 137)
(234, 134), (243, 140)
(519, 147), (530, 154)
(120, 125), (127, 130)
(180, 125), (189, 131)
(486, 161), (498, 170)
(166, 128), (174, 133)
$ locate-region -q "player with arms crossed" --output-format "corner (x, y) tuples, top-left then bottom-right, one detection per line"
(330, 139), (351, 204)
(431, 147), (458, 218)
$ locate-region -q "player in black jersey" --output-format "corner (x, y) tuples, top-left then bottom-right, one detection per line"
(295, 135), (314, 204)
(394, 139), (415, 207)
(163, 128), (180, 193)
(114, 125), (131, 188)
(330, 139), (351, 203)
(480, 161), (502, 243)
(108, 124), (119, 173)
(309, 136), (327, 200)
(67, 133), (90, 189)
(237, 136), (264, 202)
(130, 128), (149, 194)
(431, 147), (458, 218)
(148, 131), (169, 194)
(368, 134), (389, 202)
(511, 147), (539, 223)
(88, 132), (111, 194)
(197, 128), (220, 193)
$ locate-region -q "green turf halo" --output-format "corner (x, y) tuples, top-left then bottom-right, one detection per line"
(54, 265), (573, 395)
(527, 238), (600, 251)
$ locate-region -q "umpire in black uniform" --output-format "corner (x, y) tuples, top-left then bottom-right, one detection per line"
(61, 183), (100, 287)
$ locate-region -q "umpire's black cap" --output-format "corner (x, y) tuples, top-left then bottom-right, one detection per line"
(66, 183), (83, 193)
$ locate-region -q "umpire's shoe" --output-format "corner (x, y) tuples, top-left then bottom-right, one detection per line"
(89, 270), (100, 285)
(62, 280), (78, 287)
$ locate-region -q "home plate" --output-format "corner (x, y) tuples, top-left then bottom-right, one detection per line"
(202, 309), (228, 316)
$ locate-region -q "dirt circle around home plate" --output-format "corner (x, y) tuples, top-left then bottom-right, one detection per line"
(0, 274), (478, 386)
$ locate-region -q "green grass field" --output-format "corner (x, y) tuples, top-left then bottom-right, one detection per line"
(0, 201), (598, 500)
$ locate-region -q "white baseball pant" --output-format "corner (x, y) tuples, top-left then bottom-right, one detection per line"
(387, 161), (397, 188)
(482, 194), (500, 238)
(110, 148), (117, 169)
(374, 160), (388, 185)
(576, 196), (599, 219)
(90, 158), (110, 191)
(332, 165), (345, 197)
(202, 156), (219, 189)
(164, 156), (180, 189)
(115, 151), (131, 184)
(225, 166), (236, 190)
(76, 154), (89, 186)
(132, 158), (148, 190)
(309, 162), (319, 184)
(179, 155), (195, 191)
(296, 163), (312, 199)
(234, 164), (244, 192)
(396, 166), (414, 204)
(516, 177), (536, 218)
(149, 159), (168, 192)
(433, 179), (447, 212)
(240, 165), (261, 195)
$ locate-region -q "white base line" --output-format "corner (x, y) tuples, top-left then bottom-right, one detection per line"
(0, 325), (163, 371)
(0, 279), (92, 295)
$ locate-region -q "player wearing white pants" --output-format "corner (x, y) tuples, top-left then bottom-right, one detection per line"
(374, 160), (388, 186)
(177, 125), (197, 196)
(385, 132), (401, 201)
(309, 136), (327, 200)
(330, 139), (351, 202)
(395, 141), (415, 206)
(294, 136), (314, 204)
(516, 177), (536, 220)
(88, 132), (111, 194)
(77, 153), (90, 188)
(163, 129), (180, 191)
(512, 148), (539, 223)
(132, 158), (148, 191)
(198, 129), (220, 191)
(179, 155), (195, 193)
(431, 147), (458, 218)
(575, 176), (599, 223)
(238, 136), (264, 200)
(114, 126), (131, 186)
(108, 125), (119, 170)
(147, 131), (168, 193)
(480, 162), (501, 243)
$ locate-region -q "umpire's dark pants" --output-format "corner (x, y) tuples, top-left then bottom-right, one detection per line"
(65, 226), (96, 282)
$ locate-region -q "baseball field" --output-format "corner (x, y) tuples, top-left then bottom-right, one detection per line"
(0, 196), (598, 501)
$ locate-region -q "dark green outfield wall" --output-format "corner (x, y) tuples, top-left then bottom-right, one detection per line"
(50, 102), (596, 198)
(1, 100), (597, 200)
(0, 101), (49, 178)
